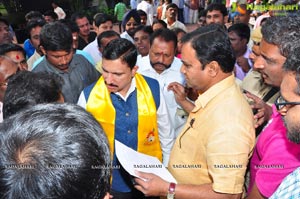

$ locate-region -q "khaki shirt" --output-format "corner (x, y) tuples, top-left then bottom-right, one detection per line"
(241, 70), (279, 105)
(168, 75), (255, 194)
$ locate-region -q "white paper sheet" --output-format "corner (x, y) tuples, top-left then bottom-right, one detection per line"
(115, 140), (177, 183)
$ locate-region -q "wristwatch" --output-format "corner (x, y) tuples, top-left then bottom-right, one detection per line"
(167, 182), (176, 199)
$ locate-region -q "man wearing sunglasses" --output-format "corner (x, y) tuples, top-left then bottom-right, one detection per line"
(246, 16), (300, 199)
(270, 45), (300, 199)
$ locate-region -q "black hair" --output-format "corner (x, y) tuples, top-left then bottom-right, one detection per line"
(26, 19), (46, 38)
(206, 3), (228, 17)
(166, 3), (179, 11)
(71, 12), (89, 23)
(0, 18), (9, 26)
(93, 13), (113, 27)
(283, 45), (300, 92)
(3, 71), (63, 118)
(137, 9), (147, 17)
(40, 21), (73, 51)
(102, 38), (137, 69)
(152, 19), (167, 29)
(44, 10), (58, 20)
(25, 11), (43, 22)
(59, 19), (79, 33)
(172, 27), (186, 36)
(261, 16), (300, 58)
(228, 23), (250, 43)
(150, 28), (177, 49)
(0, 43), (26, 58)
(181, 24), (235, 73)
(133, 25), (153, 37)
(97, 30), (120, 48)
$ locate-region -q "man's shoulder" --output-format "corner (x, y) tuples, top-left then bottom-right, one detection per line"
(171, 57), (183, 68)
(176, 20), (187, 28)
(83, 40), (97, 52)
(71, 54), (95, 69)
(270, 167), (300, 199)
(87, 32), (97, 43)
(142, 74), (159, 85)
(83, 81), (97, 100)
(72, 53), (89, 62)
(140, 75), (160, 107)
(32, 59), (48, 72)
(120, 31), (130, 40)
(258, 109), (286, 139)
(136, 56), (153, 73)
(136, 55), (150, 65)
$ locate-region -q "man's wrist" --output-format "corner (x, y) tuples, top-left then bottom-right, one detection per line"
(167, 182), (176, 199)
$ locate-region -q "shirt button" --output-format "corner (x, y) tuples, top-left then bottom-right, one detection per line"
(125, 112), (130, 116)
(128, 130), (131, 134)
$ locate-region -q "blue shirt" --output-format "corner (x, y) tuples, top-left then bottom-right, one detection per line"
(83, 76), (160, 193)
(23, 39), (35, 58)
(270, 167), (300, 199)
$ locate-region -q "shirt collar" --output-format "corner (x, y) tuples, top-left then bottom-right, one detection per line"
(143, 55), (178, 74)
(193, 74), (236, 112)
(114, 77), (136, 101)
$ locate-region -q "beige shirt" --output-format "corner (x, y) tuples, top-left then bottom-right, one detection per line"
(241, 70), (279, 106)
(168, 75), (255, 194)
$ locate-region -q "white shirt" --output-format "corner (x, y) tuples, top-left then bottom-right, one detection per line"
(164, 19), (187, 32)
(137, 0), (154, 25)
(161, 3), (168, 20)
(83, 39), (102, 64)
(235, 47), (253, 81)
(27, 50), (41, 71)
(54, 6), (66, 19)
(77, 77), (174, 166)
(120, 31), (134, 43)
(136, 55), (187, 138)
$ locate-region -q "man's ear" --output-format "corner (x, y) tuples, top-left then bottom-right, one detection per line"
(223, 15), (228, 24)
(206, 61), (219, 77)
(241, 38), (248, 46)
(40, 46), (46, 55)
(131, 65), (139, 77)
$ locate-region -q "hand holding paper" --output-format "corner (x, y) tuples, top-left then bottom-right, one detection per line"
(115, 140), (177, 197)
(115, 140), (177, 183)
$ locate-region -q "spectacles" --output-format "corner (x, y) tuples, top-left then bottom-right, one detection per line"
(275, 95), (300, 111)
(179, 118), (195, 148)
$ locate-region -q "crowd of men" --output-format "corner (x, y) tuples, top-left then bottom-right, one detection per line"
(0, 1), (300, 199)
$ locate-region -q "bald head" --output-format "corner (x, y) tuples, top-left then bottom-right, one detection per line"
(0, 56), (18, 101)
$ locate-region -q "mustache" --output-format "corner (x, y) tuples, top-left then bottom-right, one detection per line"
(151, 62), (170, 68)
(105, 81), (118, 88)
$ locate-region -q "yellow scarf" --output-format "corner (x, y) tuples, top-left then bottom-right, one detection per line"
(86, 73), (162, 161)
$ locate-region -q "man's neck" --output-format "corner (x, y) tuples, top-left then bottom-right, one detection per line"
(37, 49), (43, 56)
(167, 18), (176, 25)
(116, 80), (134, 100)
(236, 47), (247, 57)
